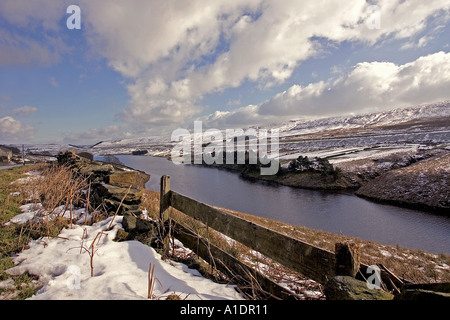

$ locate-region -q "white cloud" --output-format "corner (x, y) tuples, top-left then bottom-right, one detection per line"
(2, 0), (449, 136)
(76, 0), (450, 131)
(204, 51), (450, 127)
(357, 0), (450, 42)
(0, 116), (35, 142)
(11, 106), (38, 117)
(0, 0), (65, 31)
(0, 1), (71, 66)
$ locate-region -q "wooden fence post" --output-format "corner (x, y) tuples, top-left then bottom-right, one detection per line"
(160, 175), (171, 222)
(335, 242), (360, 278)
(159, 175), (171, 256)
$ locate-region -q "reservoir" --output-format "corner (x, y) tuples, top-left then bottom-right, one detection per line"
(101, 155), (450, 254)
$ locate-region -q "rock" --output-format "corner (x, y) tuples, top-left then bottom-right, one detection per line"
(395, 283), (450, 300)
(395, 289), (450, 300)
(122, 215), (156, 233)
(57, 151), (85, 167)
(78, 162), (115, 181)
(57, 151), (150, 188)
(77, 152), (94, 161)
(122, 215), (138, 231)
(95, 183), (143, 203)
(103, 199), (141, 216)
(324, 276), (394, 300)
(107, 170), (150, 189)
(56, 150), (150, 217)
(120, 216), (159, 246)
(114, 229), (132, 242)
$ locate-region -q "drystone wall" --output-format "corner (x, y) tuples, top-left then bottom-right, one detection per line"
(57, 151), (150, 216)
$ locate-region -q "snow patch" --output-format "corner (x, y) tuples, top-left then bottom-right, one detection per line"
(6, 215), (243, 300)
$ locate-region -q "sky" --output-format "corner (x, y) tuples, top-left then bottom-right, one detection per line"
(0, 0), (449, 145)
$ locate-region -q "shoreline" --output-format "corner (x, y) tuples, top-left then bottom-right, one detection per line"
(102, 152), (449, 215)
(98, 153), (450, 254)
(182, 157), (449, 216)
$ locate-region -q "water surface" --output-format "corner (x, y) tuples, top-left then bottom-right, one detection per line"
(101, 155), (450, 254)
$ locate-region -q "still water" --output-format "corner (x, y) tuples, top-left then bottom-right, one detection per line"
(101, 155), (450, 254)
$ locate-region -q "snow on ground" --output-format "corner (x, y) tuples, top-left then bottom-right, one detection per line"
(6, 212), (243, 300)
(5, 203), (44, 226)
(279, 144), (421, 165)
(9, 170), (42, 184)
(4, 202), (88, 227)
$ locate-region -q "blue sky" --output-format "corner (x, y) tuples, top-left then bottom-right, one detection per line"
(1, 0), (449, 144)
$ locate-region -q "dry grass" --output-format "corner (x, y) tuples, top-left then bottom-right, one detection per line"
(0, 164), (106, 299)
(80, 230), (108, 277)
(148, 263), (156, 299)
(221, 207), (450, 284)
(356, 151), (450, 211)
(9, 164), (90, 235)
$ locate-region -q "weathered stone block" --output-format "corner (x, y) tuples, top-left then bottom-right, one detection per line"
(78, 163), (115, 181)
(395, 289), (450, 300)
(77, 152), (94, 161)
(107, 170), (150, 189)
(103, 199), (141, 215)
(394, 283), (450, 300)
(122, 215), (156, 233)
(95, 183), (143, 203)
(324, 276), (394, 300)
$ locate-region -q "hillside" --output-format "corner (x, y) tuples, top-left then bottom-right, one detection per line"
(356, 150), (450, 213)
(15, 100), (450, 158)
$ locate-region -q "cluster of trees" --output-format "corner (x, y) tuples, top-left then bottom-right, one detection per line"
(201, 150), (281, 175)
(200, 149), (341, 180)
(288, 155), (342, 180)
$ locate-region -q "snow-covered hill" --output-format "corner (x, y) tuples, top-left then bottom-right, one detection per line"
(16, 100), (450, 157)
(263, 100), (450, 138)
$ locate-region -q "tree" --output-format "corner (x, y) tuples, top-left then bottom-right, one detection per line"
(316, 157), (334, 176)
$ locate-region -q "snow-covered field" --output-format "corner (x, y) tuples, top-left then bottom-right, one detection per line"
(279, 144), (421, 164)
(4, 178), (243, 300)
(6, 216), (242, 300)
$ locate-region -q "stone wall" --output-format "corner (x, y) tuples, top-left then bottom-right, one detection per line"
(57, 151), (150, 216)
